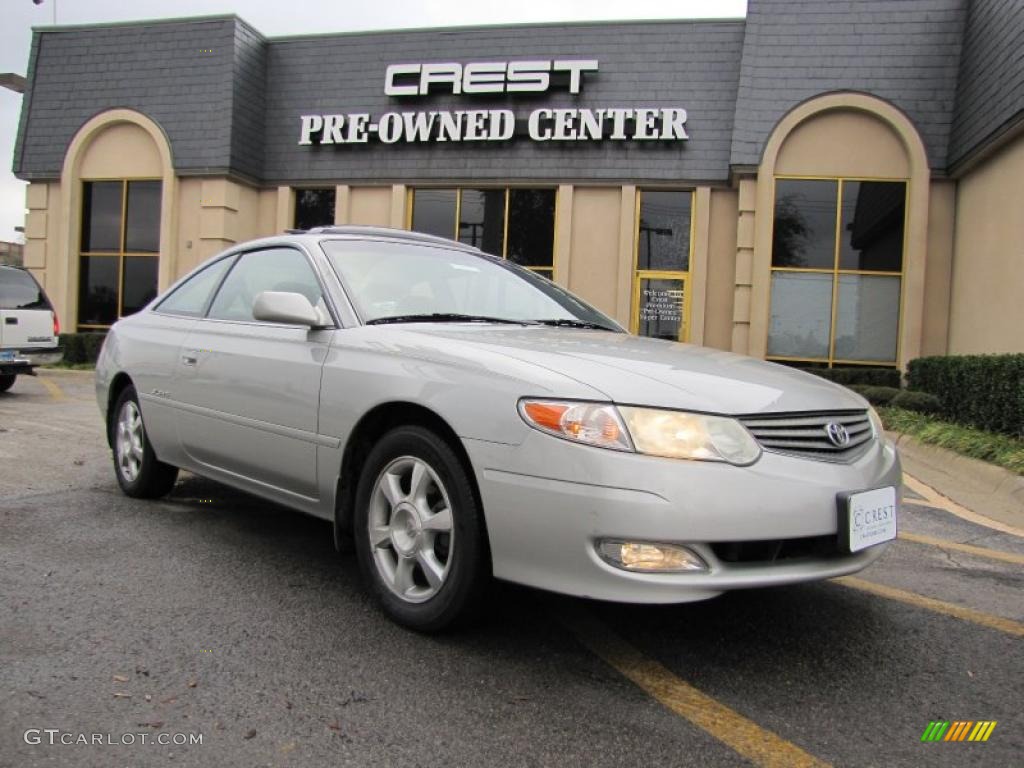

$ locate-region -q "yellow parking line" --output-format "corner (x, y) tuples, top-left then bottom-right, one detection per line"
(560, 606), (831, 768)
(899, 531), (1024, 566)
(834, 577), (1024, 638)
(903, 474), (1024, 537)
(36, 375), (66, 402)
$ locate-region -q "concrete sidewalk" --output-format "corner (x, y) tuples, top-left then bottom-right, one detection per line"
(890, 431), (1024, 532)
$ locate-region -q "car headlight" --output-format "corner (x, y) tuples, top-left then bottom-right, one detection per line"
(619, 406), (761, 465)
(518, 400), (760, 466)
(518, 400), (633, 451)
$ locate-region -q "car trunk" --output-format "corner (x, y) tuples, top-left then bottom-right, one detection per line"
(2, 308), (56, 349)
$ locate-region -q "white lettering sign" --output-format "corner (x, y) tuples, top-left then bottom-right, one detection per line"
(298, 108), (687, 145)
(384, 59), (599, 96)
(298, 59), (689, 147)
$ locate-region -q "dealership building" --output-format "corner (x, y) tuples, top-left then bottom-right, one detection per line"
(11, 0), (1023, 369)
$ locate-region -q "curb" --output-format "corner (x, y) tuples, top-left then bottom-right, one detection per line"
(888, 431), (1024, 531)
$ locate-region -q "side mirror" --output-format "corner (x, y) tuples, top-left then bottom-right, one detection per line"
(252, 291), (321, 327)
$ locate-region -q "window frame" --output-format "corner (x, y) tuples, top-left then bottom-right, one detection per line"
(630, 188), (695, 342)
(152, 254), (238, 319)
(767, 175), (908, 368)
(78, 177), (162, 329)
(200, 244), (339, 329)
(406, 186), (557, 279)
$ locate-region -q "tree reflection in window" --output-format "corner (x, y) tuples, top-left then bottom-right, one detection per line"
(768, 178), (905, 366)
(79, 180), (161, 328)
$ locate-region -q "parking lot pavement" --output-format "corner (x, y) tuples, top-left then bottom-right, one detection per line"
(2, 370), (1022, 767)
(0, 370), (109, 498)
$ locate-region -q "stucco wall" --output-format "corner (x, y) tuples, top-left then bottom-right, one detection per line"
(23, 182), (64, 326)
(921, 180), (955, 357)
(703, 188), (738, 351)
(775, 110), (910, 178)
(948, 134), (1024, 354)
(79, 123), (163, 179)
(567, 188), (624, 320)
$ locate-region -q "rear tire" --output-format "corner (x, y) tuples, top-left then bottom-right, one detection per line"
(0, 374), (15, 393)
(110, 386), (178, 499)
(354, 425), (489, 632)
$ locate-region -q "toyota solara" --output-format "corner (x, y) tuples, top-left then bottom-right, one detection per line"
(96, 226), (900, 631)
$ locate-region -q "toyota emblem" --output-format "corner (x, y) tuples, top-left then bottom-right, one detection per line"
(825, 421), (851, 447)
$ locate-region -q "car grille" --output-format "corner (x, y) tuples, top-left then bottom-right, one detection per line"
(738, 410), (874, 463)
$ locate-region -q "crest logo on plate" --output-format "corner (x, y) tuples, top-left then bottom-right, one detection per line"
(825, 421), (850, 447)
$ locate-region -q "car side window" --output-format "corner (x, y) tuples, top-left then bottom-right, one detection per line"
(0, 267), (52, 310)
(206, 247), (324, 323)
(154, 256), (235, 317)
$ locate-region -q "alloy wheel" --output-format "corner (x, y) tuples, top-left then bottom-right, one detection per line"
(116, 400), (145, 483)
(368, 456), (455, 603)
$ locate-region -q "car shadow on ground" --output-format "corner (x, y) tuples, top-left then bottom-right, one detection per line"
(157, 473), (890, 658)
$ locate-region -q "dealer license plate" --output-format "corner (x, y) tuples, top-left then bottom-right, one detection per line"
(0, 350), (15, 362)
(838, 486), (898, 553)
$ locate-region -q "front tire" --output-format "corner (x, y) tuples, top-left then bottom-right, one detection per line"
(354, 426), (489, 632)
(110, 386), (178, 498)
(0, 374), (15, 393)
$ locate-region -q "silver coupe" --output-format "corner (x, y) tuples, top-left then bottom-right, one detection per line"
(96, 226), (901, 631)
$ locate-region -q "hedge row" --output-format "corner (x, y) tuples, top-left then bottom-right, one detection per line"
(907, 354), (1024, 438)
(59, 332), (106, 364)
(847, 385), (942, 414)
(806, 367), (902, 388)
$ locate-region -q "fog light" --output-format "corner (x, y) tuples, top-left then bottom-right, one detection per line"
(597, 540), (707, 573)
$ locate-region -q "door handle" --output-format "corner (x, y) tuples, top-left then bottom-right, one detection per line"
(4, 317), (16, 325)
(181, 352), (198, 366)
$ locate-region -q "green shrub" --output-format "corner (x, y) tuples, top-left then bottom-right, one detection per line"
(907, 354), (1024, 437)
(58, 332), (106, 365)
(82, 333), (106, 362)
(848, 385), (900, 406)
(59, 334), (83, 364)
(806, 367), (901, 388)
(881, 407), (1024, 475)
(890, 390), (941, 414)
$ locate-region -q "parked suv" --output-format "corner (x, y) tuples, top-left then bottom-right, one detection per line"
(0, 265), (62, 391)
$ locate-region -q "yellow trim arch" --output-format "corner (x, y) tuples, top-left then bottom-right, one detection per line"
(748, 92), (930, 369)
(59, 109), (178, 330)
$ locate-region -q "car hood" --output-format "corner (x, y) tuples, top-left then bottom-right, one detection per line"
(386, 325), (868, 415)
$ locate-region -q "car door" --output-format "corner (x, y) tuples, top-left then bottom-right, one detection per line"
(132, 254), (238, 467)
(174, 246), (333, 502)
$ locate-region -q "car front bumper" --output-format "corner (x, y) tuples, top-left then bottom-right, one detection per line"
(0, 347), (63, 375)
(464, 429), (901, 603)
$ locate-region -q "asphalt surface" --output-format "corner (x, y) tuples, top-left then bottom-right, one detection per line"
(1, 370), (1021, 768)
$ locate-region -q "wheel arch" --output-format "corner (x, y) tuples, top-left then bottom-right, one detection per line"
(335, 401), (488, 553)
(105, 372), (135, 447)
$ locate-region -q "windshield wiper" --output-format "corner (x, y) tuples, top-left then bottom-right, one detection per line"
(532, 318), (619, 332)
(366, 313), (537, 326)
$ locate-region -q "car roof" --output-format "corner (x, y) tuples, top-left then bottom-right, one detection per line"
(0, 264), (37, 278)
(288, 226), (484, 254)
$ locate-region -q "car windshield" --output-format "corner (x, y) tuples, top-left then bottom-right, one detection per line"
(0, 267), (51, 310)
(322, 239), (622, 331)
